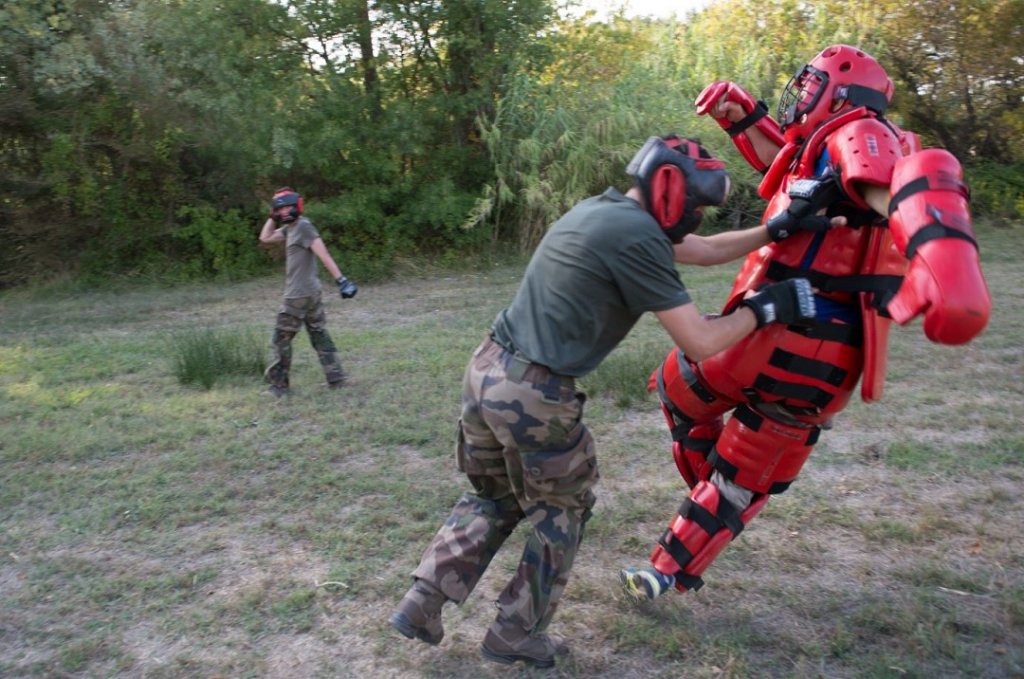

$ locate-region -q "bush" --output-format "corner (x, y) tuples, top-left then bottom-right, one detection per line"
(173, 206), (269, 279)
(170, 327), (265, 389)
(965, 161), (1024, 223)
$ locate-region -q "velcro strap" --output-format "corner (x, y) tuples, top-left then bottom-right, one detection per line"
(732, 404), (763, 431)
(727, 100), (768, 137)
(769, 348), (848, 386)
(676, 349), (716, 403)
(683, 433), (716, 455)
(766, 260), (903, 297)
(656, 367), (693, 442)
(659, 529), (693, 569)
(905, 222), (978, 259)
(683, 499), (721, 535)
(752, 374), (834, 408)
(888, 175), (970, 215)
(706, 449), (794, 495)
(836, 84), (889, 115)
(676, 573), (705, 591)
(711, 494), (744, 536)
(789, 320), (863, 347)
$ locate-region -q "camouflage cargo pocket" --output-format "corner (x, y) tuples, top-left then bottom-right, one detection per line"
(520, 426), (598, 502)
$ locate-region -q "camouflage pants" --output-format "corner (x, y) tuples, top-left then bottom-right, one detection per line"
(264, 294), (345, 388)
(412, 336), (598, 633)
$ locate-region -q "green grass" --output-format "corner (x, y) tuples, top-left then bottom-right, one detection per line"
(170, 326), (266, 388)
(0, 223), (1021, 678)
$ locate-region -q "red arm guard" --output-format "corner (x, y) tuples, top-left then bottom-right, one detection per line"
(695, 81), (785, 173)
(825, 117), (903, 210)
(886, 149), (991, 344)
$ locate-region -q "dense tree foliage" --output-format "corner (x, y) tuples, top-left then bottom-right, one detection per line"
(1, 0), (1020, 287)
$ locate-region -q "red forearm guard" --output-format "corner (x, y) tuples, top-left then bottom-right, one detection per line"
(695, 81), (785, 173)
(649, 480), (769, 592)
(887, 149), (992, 344)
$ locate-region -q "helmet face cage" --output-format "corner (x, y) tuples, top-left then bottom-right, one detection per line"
(778, 64), (828, 136)
(626, 136), (729, 243)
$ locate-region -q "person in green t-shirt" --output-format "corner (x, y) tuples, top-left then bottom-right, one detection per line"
(389, 136), (842, 668)
(258, 187), (358, 396)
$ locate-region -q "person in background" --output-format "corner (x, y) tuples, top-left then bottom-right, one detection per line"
(258, 187), (358, 396)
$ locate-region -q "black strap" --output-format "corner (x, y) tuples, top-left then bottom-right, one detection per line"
(766, 260), (903, 298)
(905, 222), (978, 259)
(732, 403), (763, 431)
(888, 175), (970, 215)
(659, 529), (693, 569)
(837, 84), (889, 115)
(656, 367), (693, 442)
(706, 449), (793, 495)
(711, 494), (745, 536)
(769, 348), (848, 386)
(676, 573), (705, 591)
(727, 100), (769, 137)
(676, 349), (716, 404)
(752, 374), (834, 408)
(683, 433), (716, 455)
(789, 320), (863, 347)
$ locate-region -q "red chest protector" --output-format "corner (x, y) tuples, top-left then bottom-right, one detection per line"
(721, 108), (907, 402)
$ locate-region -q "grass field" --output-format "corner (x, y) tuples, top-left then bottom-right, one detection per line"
(1, 223), (1022, 678)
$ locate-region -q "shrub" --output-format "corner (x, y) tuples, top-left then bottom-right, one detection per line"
(170, 327), (265, 389)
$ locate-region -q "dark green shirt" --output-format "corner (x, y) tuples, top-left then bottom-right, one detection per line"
(492, 187), (691, 377)
(284, 217), (322, 299)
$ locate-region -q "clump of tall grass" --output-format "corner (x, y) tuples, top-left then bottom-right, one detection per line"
(170, 327), (265, 389)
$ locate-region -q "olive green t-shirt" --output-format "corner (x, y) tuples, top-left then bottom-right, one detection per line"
(491, 187), (691, 377)
(284, 217), (322, 299)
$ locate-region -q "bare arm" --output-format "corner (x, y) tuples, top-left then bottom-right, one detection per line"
(654, 303), (757, 362)
(310, 238), (343, 280)
(857, 182), (891, 217)
(258, 217), (286, 244)
(673, 225), (771, 266)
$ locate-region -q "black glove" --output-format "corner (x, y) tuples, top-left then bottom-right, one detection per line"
(740, 278), (816, 327)
(336, 276), (358, 299)
(765, 176), (844, 241)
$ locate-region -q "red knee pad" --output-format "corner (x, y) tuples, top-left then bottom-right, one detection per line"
(650, 480), (769, 591)
(709, 406), (820, 494)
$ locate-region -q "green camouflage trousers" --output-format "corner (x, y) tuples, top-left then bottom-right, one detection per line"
(264, 293), (345, 388)
(412, 336), (598, 633)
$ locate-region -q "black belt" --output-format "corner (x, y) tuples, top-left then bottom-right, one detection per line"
(486, 333), (574, 388)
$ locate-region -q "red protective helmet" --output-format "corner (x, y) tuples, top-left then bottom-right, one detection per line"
(778, 45), (894, 143)
(271, 187), (303, 224)
(626, 135), (729, 243)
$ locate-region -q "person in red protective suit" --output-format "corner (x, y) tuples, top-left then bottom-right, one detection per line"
(620, 45), (992, 600)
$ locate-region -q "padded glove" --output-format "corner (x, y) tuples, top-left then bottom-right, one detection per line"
(765, 176), (843, 241)
(336, 276), (359, 299)
(740, 278), (816, 328)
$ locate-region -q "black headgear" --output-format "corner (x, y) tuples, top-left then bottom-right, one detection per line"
(626, 136), (729, 243)
(271, 187), (303, 224)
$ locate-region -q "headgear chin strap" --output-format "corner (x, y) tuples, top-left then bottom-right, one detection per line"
(271, 187), (303, 224)
(626, 136), (729, 243)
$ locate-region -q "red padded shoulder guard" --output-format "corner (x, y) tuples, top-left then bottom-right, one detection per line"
(826, 117), (903, 210)
(887, 149), (991, 344)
